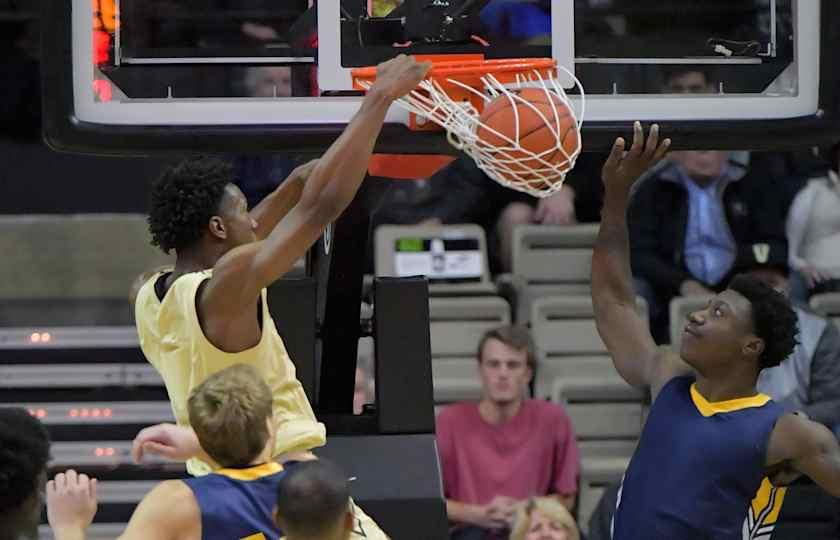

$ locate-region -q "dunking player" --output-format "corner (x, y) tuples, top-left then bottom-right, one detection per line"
(46, 365), (377, 540)
(593, 122), (840, 539)
(132, 55), (428, 536)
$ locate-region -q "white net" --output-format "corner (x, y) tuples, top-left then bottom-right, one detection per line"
(357, 64), (585, 198)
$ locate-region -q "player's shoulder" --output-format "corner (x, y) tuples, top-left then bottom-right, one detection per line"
(152, 479), (196, 503)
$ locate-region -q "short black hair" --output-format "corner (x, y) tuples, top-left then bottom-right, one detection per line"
(728, 275), (799, 370)
(148, 157), (233, 253)
(0, 408), (50, 512)
(276, 460), (350, 537)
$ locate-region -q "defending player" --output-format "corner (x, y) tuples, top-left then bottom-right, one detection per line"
(592, 122), (840, 539)
(46, 365), (384, 540)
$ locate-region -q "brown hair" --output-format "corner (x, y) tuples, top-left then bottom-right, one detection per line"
(476, 325), (537, 371)
(187, 364), (273, 467)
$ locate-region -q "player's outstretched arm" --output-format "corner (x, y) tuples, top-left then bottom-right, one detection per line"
(592, 123), (682, 399)
(204, 56), (431, 316)
(767, 413), (840, 497)
(249, 159), (318, 241)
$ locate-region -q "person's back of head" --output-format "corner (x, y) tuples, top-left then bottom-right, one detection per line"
(187, 364), (275, 468)
(0, 408), (51, 540)
(275, 460), (353, 540)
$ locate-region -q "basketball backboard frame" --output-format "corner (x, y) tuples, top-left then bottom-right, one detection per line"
(42, 0), (840, 155)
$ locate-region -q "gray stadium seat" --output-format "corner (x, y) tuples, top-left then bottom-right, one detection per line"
(530, 296), (645, 402)
(810, 293), (840, 329)
(502, 224), (599, 322)
(375, 224), (497, 296)
(429, 296), (511, 403)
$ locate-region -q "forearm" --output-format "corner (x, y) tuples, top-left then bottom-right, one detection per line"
(592, 189), (636, 307)
(446, 499), (483, 526)
(299, 90), (391, 217)
(250, 175), (305, 240)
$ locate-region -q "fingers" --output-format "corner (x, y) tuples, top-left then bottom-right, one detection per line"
(603, 137), (625, 173)
(90, 478), (98, 500)
(653, 137), (672, 162)
(47, 479), (56, 495)
(643, 124), (659, 160)
(628, 121), (644, 157)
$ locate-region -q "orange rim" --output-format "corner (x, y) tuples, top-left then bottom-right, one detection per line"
(351, 56), (557, 91)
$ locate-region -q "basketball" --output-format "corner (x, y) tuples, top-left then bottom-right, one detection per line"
(476, 88), (580, 185)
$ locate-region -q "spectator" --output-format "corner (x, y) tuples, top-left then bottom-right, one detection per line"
(786, 141), (840, 303)
(661, 66), (714, 94)
(628, 151), (789, 342)
(436, 326), (580, 540)
(0, 408), (51, 540)
(275, 460), (356, 540)
(509, 497), (580, 540)
(746, 267), (840, 435)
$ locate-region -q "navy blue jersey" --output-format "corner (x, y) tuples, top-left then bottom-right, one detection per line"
(613, 376), (784, 540)
(183, 462), (285, 540)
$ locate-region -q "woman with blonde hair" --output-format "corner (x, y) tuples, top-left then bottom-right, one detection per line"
(510, 497), (580, 540)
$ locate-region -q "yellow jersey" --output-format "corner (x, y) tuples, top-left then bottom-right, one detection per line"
(135, 270), (326, 476)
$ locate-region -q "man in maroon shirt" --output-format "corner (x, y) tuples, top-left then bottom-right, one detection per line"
(436, 326), (580, 540)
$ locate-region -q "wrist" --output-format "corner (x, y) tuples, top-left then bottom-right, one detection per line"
(363, 87), (395, 110)
(53, 524), (87, 540)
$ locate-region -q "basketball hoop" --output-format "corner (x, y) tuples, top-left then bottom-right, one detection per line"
(352, 56), (585, 198)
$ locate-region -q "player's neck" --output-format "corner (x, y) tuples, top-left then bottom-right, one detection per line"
(478, 397), (523, 425)
(693, 373), (759, 402)
(173, 245), (224, 275)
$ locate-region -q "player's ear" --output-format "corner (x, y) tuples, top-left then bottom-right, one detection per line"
(742, 335), (764, 360)
(208, 215), (227, 240)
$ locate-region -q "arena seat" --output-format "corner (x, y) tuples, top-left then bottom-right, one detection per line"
(530, 295), (646, 401)
(429, 296), (511, 403)
(375, 224), (497, 296)
(810, 293), (840, 329)
(501, 224), (599, 323)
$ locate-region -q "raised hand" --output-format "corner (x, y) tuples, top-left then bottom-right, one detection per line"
(602, 122), (671, 196)
(371, 55), (432, 102)
(47, 469), (98, 532)
(131, 423), (202, 464)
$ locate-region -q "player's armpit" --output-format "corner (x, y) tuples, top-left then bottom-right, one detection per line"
(766, 413), (840, 497)
(117, 480), (200, 540)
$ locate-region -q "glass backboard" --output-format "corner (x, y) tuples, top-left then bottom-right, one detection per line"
(42, 0), (840, 154)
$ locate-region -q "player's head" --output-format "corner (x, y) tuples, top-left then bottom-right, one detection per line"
(662, 67), (714, 94)
(148, 157), (257, 257)
(680, 275), (798, 376)
(187, 364), (274, 468)
(274, 460), (353, 540)
(0, 408), (51, 538)
(476, 325), (535, 405)
(510, 497), (580, 540)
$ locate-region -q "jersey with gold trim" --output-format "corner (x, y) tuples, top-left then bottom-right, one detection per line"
(182, 462), (285, 540)
(613, 376), (784, 540)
